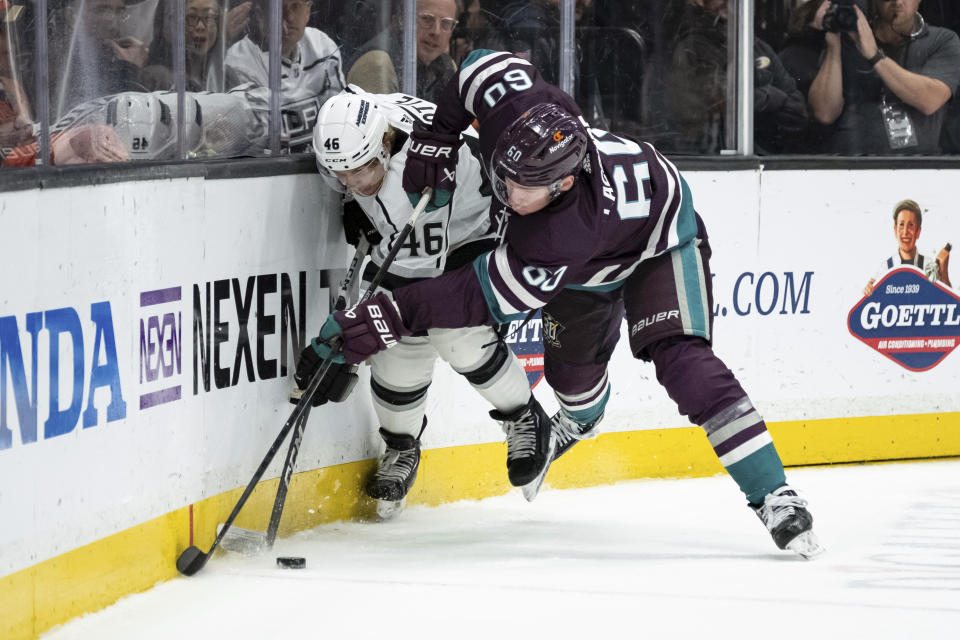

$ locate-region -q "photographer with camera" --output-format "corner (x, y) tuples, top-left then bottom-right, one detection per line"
(808, 0), (960, 154)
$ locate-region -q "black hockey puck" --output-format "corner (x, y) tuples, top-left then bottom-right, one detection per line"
(276, 556), (306, 569)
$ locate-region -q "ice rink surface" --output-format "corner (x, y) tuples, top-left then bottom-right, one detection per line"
(43, 460), (960, 640)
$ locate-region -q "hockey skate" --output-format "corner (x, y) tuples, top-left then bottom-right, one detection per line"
(752, 485), (824, 559)
(491, 397), (555, 502)
(517, 411), (603, 502)
(366, 428), (421, 521)
(551, 411), (602, 462)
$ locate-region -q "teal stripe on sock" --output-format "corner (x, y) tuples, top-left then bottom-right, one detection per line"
(562, 385), (610, 424)
(725, 443), (786, 505)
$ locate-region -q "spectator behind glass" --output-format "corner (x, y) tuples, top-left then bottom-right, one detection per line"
(141, 0), (252, 92)
(922, 1), (960, 154)
(50, 0), (151, 119)
(347, 0), (459, 103)
(808, 0), (960, 155)
(665, 0), (807, 154)
(225, 0), (345, 152)
(779, 0), (837, 153)
(450, 0), (506, 65)
(496, 0), (605, 123)
(1, 4), (34, 156)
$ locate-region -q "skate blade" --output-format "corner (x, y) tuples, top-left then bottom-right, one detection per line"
(785, 530), (825, 559)
(376, 497), (406, 521)
(218, 524), (268, 556)
(521, 435), (557, 503)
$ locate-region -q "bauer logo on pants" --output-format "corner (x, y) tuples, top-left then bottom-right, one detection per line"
(848, 268), (960, 371)
(503, 310), (543, 388)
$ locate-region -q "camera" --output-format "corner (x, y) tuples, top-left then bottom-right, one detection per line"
(822, 0), (859, 33)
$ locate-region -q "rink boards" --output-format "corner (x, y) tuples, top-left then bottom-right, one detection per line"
(2, 168), (960, 638)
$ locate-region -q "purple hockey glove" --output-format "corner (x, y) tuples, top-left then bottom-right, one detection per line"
(326, 292), (410, 364)
(402, 124), (459, 211)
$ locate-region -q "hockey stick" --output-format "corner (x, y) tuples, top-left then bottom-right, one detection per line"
(264, 191), (438, 544)
(176, 188), (433, 576)
(220, 236), (372, 555)
(262, 238), (371, 548)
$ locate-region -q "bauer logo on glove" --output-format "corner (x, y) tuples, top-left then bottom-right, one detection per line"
(408, 140), (454, 160)
(402, 124), (460, 211)
(328, 293), (410, 364)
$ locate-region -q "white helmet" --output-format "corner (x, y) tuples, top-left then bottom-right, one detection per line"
(106, 92), (201, 160)
(313, 92), (390, 177)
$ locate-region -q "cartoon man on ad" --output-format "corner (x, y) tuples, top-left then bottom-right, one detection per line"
(863, 199), (951, 296)
(850, 199), (959, 372)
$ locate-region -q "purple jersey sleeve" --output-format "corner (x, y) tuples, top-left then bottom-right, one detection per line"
(432, 50), (582, 155)
(391, 260), (496, 330)
(392, 241), (585, 330)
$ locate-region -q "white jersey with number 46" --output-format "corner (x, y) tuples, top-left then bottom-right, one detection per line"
(338, 89), (497, 282)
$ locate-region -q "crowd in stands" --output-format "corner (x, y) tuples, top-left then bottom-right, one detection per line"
(2, 0), (960, 167)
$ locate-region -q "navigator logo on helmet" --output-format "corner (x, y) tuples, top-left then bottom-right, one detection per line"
(313, 93), (391, 192)
(490, 103), (589, 205)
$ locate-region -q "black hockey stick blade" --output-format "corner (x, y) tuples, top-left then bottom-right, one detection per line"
(176, 545), (209, 576)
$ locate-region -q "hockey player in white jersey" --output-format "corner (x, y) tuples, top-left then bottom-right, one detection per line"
(225, 0), (346, 152)
(296, 88), (534, 518)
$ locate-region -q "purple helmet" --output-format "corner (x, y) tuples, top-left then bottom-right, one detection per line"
(491, 103), (589, 205)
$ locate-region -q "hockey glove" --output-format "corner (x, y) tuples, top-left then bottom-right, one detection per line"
(325, 292), (409, 364)
(343, 199), (383, 247)
(292, 341), (359, 407)
(402, 124), (459, 212)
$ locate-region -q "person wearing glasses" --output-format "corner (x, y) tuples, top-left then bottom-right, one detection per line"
(225, 0), (346, 152)
(141, 0), (253, 93)
(347, 0), (460, 104)
(50, 0), (152, 118)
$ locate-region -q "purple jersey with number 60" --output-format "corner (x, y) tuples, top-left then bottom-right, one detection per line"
(394, 50), (702, 330)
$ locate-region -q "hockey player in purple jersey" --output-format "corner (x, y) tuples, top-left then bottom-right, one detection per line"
(309, 50), (823, 557)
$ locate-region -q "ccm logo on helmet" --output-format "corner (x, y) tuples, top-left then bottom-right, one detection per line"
(410, 141), (453, 158)
(345, 304), (398, 348)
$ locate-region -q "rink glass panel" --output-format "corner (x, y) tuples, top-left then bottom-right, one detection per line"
(0, 1), (37, 168)
(4, 0), (960, 174)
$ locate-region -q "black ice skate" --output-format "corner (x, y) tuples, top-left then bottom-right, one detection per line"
(365, 427), (422, 521)
(518, 410), (603, 502)
(551, 410), (602, 462)
(490, 396), (554, 498)
(752, 485), (824, 559)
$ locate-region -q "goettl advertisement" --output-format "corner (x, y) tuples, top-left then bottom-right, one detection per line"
(848, 199), (958, 372)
